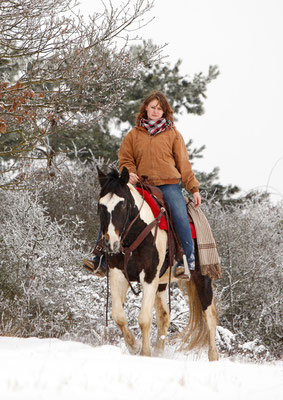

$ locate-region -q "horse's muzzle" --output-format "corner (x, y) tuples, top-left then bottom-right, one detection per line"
(104, 238), (121, 254)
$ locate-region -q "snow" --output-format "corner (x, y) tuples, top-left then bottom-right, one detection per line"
(216, 326), (236, 351)
(0, 337), (282, 400)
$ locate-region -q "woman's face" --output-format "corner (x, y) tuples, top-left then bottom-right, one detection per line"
(145, 99), (164, 121)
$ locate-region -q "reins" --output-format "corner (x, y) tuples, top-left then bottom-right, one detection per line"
(120, 182), (145, 245)
(120, 206), (165, 295)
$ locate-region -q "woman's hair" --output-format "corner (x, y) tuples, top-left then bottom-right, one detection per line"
(136, 91), (174, 125)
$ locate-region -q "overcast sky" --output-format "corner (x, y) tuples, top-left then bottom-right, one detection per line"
(80, 0), (283, 203)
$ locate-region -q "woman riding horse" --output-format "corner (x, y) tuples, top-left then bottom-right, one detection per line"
(84, 91), (201, 278)
(82, 93), (219, 360)
(90, 165), (219, 360)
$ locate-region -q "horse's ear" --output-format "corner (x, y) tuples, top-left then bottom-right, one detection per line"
(96, 166), (107, 187)
(120, 167), (129, 185)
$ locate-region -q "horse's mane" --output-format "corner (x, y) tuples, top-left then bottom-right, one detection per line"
(107, 168), (120, 180)
(100, 168), (124, 197)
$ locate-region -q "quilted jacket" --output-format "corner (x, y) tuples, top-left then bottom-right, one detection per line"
(118, 125), (199, 193)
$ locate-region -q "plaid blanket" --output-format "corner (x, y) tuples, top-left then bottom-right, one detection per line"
(185, 196), (222, 280)
(140, 117), (172, 136)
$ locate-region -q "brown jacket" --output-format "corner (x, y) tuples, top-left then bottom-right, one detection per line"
(118, 125), (199, 193)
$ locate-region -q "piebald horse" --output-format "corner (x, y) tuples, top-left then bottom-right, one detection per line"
(97, 167), (219, 361)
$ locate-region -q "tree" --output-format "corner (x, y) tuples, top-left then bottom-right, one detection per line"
(54, 42), (219, 155)
(0, 0), (159, 188)
(48, 44), (244, 204)
(112, 44), (220, 131)
(2, 158), (281, 358)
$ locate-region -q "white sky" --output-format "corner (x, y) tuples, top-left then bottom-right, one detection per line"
(79, 0), (283, 202)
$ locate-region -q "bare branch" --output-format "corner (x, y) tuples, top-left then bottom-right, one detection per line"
(0, 0), (158, 188)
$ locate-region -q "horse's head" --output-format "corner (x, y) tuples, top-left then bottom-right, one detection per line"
(97, 166), (132, 253)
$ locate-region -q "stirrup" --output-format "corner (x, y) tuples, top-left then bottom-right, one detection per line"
(173, 254), (193, 280)
(82, 255), (105, 277)
(94, 255), (104, 273)
(173, 262), (191, 280)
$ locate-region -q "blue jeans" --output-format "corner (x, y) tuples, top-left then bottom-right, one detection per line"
(157, 184), (195, 270)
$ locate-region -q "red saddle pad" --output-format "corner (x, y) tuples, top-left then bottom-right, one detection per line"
(135, 187), (196, 238)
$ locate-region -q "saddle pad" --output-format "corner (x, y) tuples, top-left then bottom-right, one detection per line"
(135, 187), (196, 238)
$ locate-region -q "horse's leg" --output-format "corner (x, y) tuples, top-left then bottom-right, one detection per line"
(191, 238), (219, 361)
(110, 268), (140, 354)
(154, 283), (170, 354)
(191, 270), (219, 361)
(178, 239), (219, 361)
(203, 299), (219, 361)
(138, 273), (159, 356)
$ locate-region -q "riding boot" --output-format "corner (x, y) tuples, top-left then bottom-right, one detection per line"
(82, 239), (106, 277)
(173, 254), (195, 280)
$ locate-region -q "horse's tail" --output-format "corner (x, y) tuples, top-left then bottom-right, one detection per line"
(177, 279), (212, 351)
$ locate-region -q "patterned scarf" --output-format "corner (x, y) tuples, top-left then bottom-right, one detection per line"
(140, 117), (172, 136)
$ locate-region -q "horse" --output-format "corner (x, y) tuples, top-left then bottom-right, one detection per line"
(97, 166), (219, 361)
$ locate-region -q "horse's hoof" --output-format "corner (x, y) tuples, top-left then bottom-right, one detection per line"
(153, 346), (164, 357)
(208, 348), (219, 361)
(140, 348), (151, 357)
(153, 335), (166, 355)
(127, 340), (141, 355)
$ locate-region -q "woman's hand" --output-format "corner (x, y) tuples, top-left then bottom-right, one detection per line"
(129, 172), (139, 185)
(193, 192), (201, 208)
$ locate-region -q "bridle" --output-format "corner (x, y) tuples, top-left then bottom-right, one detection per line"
(103, 180), (165, 296)
(101, 178), (174, 327)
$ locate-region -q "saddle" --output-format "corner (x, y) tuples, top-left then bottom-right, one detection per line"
(136, 176), (184, 276)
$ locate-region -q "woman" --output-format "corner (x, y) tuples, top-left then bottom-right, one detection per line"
(83, 91), (201, 278)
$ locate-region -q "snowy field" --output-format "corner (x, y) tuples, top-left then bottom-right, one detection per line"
(0, 337), (282, 400)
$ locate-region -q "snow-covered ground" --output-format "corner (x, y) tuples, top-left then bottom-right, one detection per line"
(0, 337), (282, 400)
